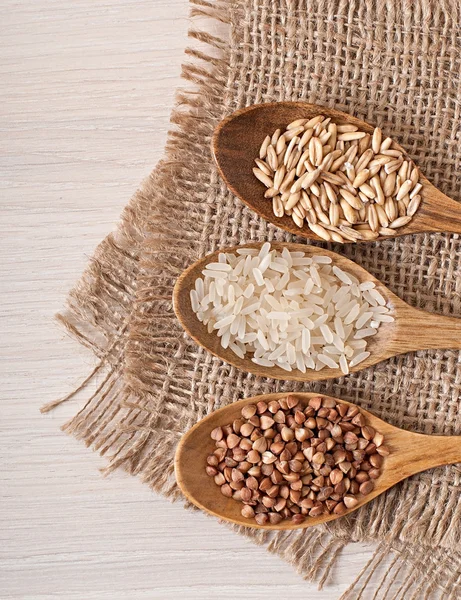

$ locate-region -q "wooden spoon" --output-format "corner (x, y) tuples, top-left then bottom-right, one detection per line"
(211, 102), (461, 242)
(175, 392), (461, 530)
(173, 242), (461, 382)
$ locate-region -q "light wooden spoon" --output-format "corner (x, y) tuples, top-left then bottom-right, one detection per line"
(211, 102), (461, 242)
(173, 242), (461, 382)
(175, 392), (461, 530)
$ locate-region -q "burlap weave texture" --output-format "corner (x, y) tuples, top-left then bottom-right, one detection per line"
(51, 1), (461, 597)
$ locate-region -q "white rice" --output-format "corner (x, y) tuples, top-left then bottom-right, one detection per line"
(349, 351), (371, 368)
(206, 262), (232, 271)
(339, 354), (349, 375)
(190, 245), (394, 372)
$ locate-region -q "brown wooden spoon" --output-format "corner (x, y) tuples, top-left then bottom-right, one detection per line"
(211, 102), (461, 242)
(173, 242), (461, 382)
(175, 392), (461, 530)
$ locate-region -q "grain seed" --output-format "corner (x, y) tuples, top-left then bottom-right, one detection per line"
(339, 198), (359, 224)
(372, 127), (382, 154)
(272, 196), (284, 217)
(298, 128), (314, 150)
(396, 179), (413, 201)
(284, 136), (299, 166)
(384, 158), (403, 174)
(271, 128), (282, 145)
(309, 137), (323, 166)
(329, 203), (340, 226)
(306, 115), (324, 128)
(369, 156), (392, 169)
(336, 124), (358, 133)
(398, 200), (407, 217)
(380, 137), (393, 151)
(308, 222), (331, 241)
(409, 165), (419, 186)
(375, 204), (389, 228)
(389, 216), (412, 229)
(267, 145), (278, 170)
(275, 134), (287, 155)
(352, 169), (370, 188)
(357, 229), (379, 240)
(337, 131), (367, 141)
(383, 172), (396, 197)
(340, 188), (364, 210)
(264, 187), (279, 198)
(409, 183), (422, 199)
(285, 192), (301, 210)
(380, 149), (403, 158)
(339, 224), (362, 239)
(255, 158), (272, 176)
(274, 165), (286, 190)
(358, 134), (371, 155)
(406, 195), (421, 217)
(287, 118), (308, 129)
(328, 122), (337, 148)
(378, 227), (396, 236)
(300, 190), (312, 210)
(358, 184), (375, 201)
(253, 167), (273, 188)
(370, 176), (385, 205)
(280, 168), (296, 192)
(367, 203), (379, 232)
(259, 135), (271, 159)
(398, 160), (408, 181)
(321, 171), (345, 186)
(355, 149), (374, 173)
(306, 208), (317, 225)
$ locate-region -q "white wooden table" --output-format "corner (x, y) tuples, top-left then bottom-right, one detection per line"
(1, 2), (383, 597)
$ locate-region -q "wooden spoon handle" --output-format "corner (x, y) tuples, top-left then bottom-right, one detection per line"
(418, 185), (461, 234)
(394, 307), (461, 352)
(386, 428), (461, 483)
(425, 436), (461, 466)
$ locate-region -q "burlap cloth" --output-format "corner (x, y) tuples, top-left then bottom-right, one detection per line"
(46, 0), (461, 597)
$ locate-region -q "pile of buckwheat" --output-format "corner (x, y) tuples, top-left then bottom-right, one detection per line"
(206, 395), (389, 525)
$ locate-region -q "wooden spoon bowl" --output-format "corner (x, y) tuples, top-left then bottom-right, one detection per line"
(211, 102), (461, 242)
(173, 242), (461, 382)
(175, 392), (461, 530)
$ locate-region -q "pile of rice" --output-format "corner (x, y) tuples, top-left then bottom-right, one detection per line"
(190, 243), (394, 374)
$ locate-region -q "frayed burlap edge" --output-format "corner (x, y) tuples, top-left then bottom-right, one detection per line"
(45, 1), (461, 597)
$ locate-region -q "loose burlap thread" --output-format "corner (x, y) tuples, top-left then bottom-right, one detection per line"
(46, 0), (461, 597)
